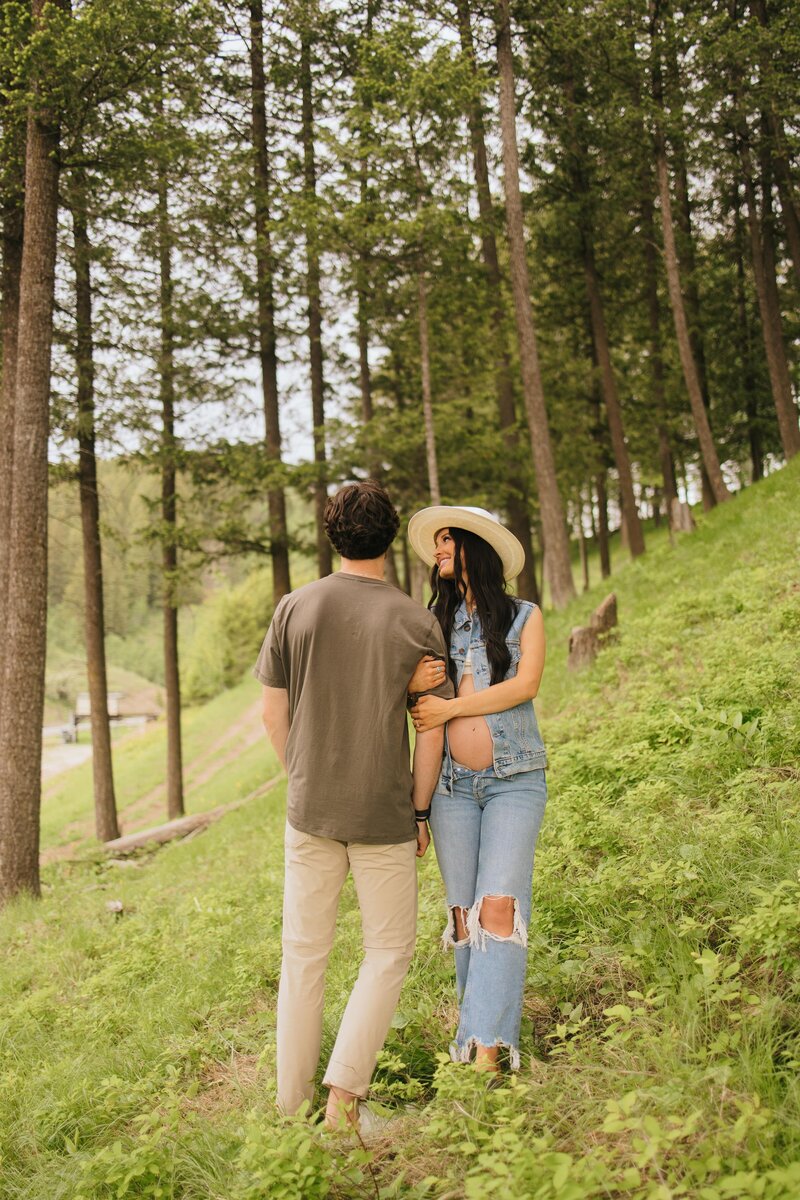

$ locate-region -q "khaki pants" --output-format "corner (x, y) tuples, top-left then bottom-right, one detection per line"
(276, 822), (418, 1114)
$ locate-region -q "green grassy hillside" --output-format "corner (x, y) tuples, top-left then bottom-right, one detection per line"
(2, 462), (799, 1199)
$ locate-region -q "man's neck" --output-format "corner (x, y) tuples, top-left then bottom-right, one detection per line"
(339, 555), (386, 581)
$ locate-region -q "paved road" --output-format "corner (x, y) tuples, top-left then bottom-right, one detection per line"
(42, 741), (93, 780)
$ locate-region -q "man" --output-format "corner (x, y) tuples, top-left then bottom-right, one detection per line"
(254, 480), (452, 1129)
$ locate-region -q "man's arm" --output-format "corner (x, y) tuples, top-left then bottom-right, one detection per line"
(262, 685), (290, 770)
(411, 727), (444, 858)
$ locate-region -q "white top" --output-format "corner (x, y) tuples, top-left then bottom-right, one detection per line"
(462, 646), (473, 676)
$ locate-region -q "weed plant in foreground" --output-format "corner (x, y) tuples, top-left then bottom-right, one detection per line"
(1, 462), (799, 1198)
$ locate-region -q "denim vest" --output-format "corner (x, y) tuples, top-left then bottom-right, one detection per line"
(439, 598), (547, 794)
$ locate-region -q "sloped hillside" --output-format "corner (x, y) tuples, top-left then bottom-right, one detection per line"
(1, 462), (798, 1199)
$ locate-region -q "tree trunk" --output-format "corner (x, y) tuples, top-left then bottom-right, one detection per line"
(577, 498), (589, 592)
(594, 472), (611, 579)
(639, 172), (679, 517)
(156, 156), (184, 820)
(738, 131), (800, 459)
(650, 6), (730, 502)
(654, 148), (730, 500)
(733, 189), (763, 480)
(563, 66), (644, 558)
(663, 9), (716, 510)
(583, 237), (645, 557)
(300, 30), (332, 577)
(455, 0), (539, 602)
(495, 0), (575, 608)
(750, 0), (800, 291)
(417, 271), (441, 504)
(249, 0), (291, 603)
(0, 0), (66, 904)
(0, 183), (23, 679)
(71, 173), (119, 843)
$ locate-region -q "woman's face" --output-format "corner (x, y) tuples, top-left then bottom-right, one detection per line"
(434, 529), (458, 579)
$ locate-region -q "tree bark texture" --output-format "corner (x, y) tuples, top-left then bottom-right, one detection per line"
(564, 67), (644, 558)
(456, 0), (539, 603)
(639, 173), (679, 517)
(738, 133), (800, 459)
(157, 159), (185, 821)
(733, 189), (763, 480)
(495, 0), (575, 608)
(583, 238), (645, 557)
(654, 147), (730, 501)
(300, 31), (332, 577)
(0, 0), (66, 903)
(0, 184), (23, 680)
(249, 0), (291, 603)
(594, 472), (611, 579)
(650, 6), (730, 503)
(663, 9), (716, 510)
(750, 0), (800, 291)
(417, 272), (441, 504)
(72, 177), (119, 842)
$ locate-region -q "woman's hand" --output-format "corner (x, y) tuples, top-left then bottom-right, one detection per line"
(408, 655), (447, 694)
(410, 694), (452, 732)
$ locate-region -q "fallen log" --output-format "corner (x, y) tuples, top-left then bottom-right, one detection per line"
(102, 774), (284, 855)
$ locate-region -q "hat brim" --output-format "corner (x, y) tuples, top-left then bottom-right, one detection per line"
(407, 506), (525, 583)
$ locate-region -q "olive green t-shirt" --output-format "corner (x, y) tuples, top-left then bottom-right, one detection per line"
(253, 571), (453, 843)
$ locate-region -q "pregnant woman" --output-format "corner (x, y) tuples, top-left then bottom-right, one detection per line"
(407, 506), (547, 1074)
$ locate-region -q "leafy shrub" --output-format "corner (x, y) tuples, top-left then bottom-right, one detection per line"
(183, 568), (273, 702)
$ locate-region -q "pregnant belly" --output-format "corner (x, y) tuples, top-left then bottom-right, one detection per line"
(447, 676), (494, 770)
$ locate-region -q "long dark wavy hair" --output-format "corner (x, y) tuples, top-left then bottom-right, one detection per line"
(429, 527), (519, 685)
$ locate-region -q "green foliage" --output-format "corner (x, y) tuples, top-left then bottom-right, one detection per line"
(3, 465), (800, 1196)
(183, 567), (273, 703)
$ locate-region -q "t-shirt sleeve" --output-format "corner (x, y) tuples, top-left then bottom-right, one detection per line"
(424, 616), (455, 699)
(252, 604), (287, 688)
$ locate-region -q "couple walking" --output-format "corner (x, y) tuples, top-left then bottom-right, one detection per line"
(254, 481), (547, 1129)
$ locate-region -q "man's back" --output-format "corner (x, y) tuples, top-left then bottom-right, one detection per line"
(254, 572), (450, 843)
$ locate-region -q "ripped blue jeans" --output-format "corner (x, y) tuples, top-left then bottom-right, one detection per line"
(430, 763), (547, 1069)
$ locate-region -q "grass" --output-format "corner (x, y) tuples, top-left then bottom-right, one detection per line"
(1, 460), (799, 1198)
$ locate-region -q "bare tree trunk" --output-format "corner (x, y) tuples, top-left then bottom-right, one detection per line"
(650, 5), (730, 503)
(249, 0), (291, 603)
(0, 0), (66, 903)
(417, 271), (441, 504)
(750, 0), (800, 290)
(455, 0), (539, 602)
(663, 11), (716, 510)
(738, 132), (800, 459)
(733, 189), (763, 480)
(594, 472), (611, 579)
(655, 152), (730, 500)
(563, 65), (644, 558)
(156, 156), (184, 821)
(639, 175), (679, 517)
(577, 498), (589, 592)
(0, 185), (23, 679)
(583, 240), (645, 557)
(495, 0), (575, 608)
(300, 30), (332, 577)
(71, 173), (119, 843)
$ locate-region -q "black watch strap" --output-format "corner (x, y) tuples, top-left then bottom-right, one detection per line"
(414, 807), (432, 822)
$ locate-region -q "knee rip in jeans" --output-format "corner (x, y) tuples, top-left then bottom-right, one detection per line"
(442, 896), (527, 952)
(441, 905), (470, 950)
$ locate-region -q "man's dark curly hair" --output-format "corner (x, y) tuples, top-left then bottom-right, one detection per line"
(324, 481), (400, 560)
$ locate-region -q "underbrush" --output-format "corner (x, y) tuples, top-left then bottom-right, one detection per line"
(1, 462), (799, 1198)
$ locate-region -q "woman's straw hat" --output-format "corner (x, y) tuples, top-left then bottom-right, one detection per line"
(407, 506), (525, 582)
